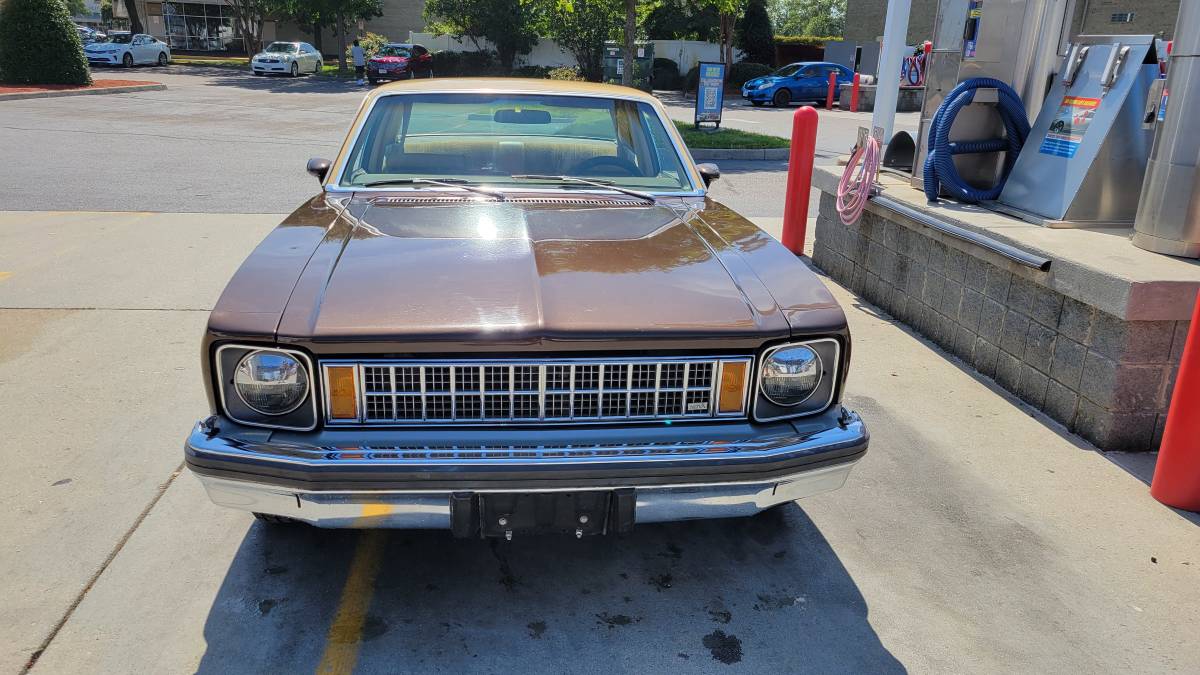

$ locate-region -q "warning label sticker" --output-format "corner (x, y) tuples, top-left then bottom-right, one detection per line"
(1039, 96), (1100, 158)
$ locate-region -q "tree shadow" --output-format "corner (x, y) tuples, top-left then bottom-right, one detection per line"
(154, 65), (364, 95)
(196, 504), (904, 673)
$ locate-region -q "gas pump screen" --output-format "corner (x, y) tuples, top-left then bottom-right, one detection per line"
(695, 62), (726, 125)
(1039, 95), (1100, 159)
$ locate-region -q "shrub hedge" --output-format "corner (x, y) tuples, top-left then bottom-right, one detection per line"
(774, 35), (840, 47)
(0, 0), (91, 85)
(684, 61), (773, 92)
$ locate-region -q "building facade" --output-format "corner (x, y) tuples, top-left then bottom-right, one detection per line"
(843, 0), (1181, 46)
(114, 0), (426, 53)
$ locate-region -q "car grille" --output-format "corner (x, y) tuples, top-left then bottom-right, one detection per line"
(322, 357), (751, 425)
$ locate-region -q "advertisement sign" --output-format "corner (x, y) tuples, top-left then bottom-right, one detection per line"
(1039, 96), (1100, 159)
(695, 61), (726, 127)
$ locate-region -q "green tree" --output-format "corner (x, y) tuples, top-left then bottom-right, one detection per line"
(424, 0), (540, 71)
(644, 0), (719, 41)
(0, 0), (91, 85)
(63, 0), (88, 15)
(737, 0), (774, 64)
(769, 0), (845, 37)
(703, 0), (747, 69)
(542, 0), (622, 82)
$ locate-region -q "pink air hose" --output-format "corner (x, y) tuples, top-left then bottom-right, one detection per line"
(836, 135), (880, 225)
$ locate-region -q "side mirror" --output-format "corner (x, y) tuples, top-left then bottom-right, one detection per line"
(306, 157), (331, 183)
(697, 162), (720, 187)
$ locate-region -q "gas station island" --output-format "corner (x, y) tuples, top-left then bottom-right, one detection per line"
(811, 0), (1200, 453)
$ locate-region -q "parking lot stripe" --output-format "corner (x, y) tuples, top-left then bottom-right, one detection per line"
(314, 529), (387, 675)
(0, 272), (11, 281)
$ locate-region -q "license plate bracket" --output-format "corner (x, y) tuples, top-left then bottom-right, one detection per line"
(451, 489), (635, 539)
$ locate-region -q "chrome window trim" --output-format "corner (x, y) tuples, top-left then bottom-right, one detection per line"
(752, 338), (841, 423)
(216, 344), (319, 432)
(320, 356), (752, 427)
(323, 89), (705, 196)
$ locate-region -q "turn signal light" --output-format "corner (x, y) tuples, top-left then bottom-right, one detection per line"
(717, 361), (749, 414)
(327, 366), (358, 419)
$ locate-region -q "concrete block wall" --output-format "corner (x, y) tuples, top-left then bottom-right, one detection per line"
(811, 193), (1187, 452)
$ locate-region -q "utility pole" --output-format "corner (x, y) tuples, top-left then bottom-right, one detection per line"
(336, 9), (347, 72)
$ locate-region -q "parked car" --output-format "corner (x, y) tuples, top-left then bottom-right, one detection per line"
(741, 61), (854, 107)
(251, 42), (323, 77)
(185, 79), (867, 537)
(84, 32), (170, 68)
(76, 26), (106, 45)
(367, 43), (433, 84)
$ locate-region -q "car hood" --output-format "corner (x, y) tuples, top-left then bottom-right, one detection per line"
(744, 75), (783, 88)
(370, 56), (409, 64)
(270, 197), (800, 348)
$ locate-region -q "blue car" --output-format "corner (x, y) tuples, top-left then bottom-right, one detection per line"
(742, 61), (854, 107)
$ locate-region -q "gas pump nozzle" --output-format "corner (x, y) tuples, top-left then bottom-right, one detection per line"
(1063, 44), (1091, 86)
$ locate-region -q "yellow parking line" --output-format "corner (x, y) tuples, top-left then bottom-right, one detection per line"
(0, 272), (11, 281)
(315, 527), (387, 675)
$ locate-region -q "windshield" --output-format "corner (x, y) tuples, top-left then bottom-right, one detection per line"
(339, 93), (694, 192)
(265, 43), (297, 53)
(773, 64), (802, 77)
(109, 34), (132, 44)
(377, 45), (412, 58)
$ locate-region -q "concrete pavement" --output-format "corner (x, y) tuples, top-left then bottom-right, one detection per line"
(2, 66), (1198, 674)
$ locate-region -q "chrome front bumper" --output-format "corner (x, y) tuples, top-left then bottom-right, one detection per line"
(186, 408), (867, 530)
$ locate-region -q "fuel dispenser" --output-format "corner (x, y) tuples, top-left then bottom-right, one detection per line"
(996, 35), (1161, 226)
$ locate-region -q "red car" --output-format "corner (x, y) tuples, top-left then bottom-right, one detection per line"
(367, 43), (433, 84)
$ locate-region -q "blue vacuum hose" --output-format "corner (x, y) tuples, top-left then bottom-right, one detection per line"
(923, 77), (1031, 203)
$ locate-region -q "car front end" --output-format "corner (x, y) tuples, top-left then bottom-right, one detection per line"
(185, 80), (867, 538)
(741, 77), (779, 102)
(83, 43), (121, 65)
(251, 47), (297, 74)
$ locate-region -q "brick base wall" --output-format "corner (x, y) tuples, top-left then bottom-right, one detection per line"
(812, 193), (1188, 451)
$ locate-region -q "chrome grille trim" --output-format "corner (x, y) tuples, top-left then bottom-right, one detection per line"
(321, 357), (751, 426)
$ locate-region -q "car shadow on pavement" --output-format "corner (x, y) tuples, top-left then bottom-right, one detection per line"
(164, 66), (364, 94)
(195, 504), (905, 673)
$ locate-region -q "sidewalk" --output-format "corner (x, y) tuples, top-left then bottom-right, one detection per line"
(0, 79), (165, 101)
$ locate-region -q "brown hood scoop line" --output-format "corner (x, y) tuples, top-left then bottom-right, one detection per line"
(369, 194), (650, 208)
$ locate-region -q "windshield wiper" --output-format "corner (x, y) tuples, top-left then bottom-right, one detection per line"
(508, 174), (656, 203)
(361, 177), (506, 201)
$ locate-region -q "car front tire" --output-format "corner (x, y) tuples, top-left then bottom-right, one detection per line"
(122, 52), (133, 68)
(157, 52), (167, 67)
(289, 62), (299, 77)
(773, 88), (790, 107)
(314, 60), (322, 74)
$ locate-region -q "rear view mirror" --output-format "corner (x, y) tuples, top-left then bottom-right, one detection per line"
(307, 157), (331, 183)
(697, 162), (720, 186)
(494, 109), (551, 124)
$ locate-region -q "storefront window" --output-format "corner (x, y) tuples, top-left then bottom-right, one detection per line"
(162, 2), (237, 51)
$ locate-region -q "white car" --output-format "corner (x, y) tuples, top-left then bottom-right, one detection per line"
(251, 42), (323, 77)
(84, 32), (170, 68)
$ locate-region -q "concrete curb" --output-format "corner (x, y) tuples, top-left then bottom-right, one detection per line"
(0, 83), (166, 102)
(689, 147), (790, 161)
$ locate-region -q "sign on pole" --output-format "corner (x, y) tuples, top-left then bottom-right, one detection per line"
(694, 61), (726, 129)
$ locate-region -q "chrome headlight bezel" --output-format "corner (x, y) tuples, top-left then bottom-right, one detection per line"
(215, 344), (318, 431)
(752, 338), (841, 422)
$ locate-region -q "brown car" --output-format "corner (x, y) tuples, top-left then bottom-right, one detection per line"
(185, 79), (867, 538)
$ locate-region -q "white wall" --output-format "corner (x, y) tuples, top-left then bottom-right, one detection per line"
(407, 32), (739, 72)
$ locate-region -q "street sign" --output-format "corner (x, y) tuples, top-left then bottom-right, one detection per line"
(695, 61), (726, 128)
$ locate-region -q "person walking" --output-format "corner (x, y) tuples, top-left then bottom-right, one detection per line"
(351, 39), (366, 86)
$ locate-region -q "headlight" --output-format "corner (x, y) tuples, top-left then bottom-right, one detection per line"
(760, 345), (822, 405)
(753, 339), (841, 421)
(233, 350), (309, 415)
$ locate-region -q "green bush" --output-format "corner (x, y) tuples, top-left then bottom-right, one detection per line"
(433, 50), (503, 77)
(513, 65), (552, 78)
(728, 61), (773, 88)
(0, 0), (91, 85)
(651, 57), (681, 90)
(347, 32), (389, 62)
(736, 0), (775, 66)
(546, 66), (584, 81)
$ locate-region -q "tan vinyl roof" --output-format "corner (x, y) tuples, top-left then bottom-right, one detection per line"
(366, 77), (659, 103)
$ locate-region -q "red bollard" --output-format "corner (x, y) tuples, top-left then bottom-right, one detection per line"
(826, 72), (836, 110)
(1151, 292), (1200, 511)
(781, 106), (819, 255)
(850, 73), (861, 113)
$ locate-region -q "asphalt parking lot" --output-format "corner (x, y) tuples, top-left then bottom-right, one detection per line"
(2, 67), (1198, 674)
